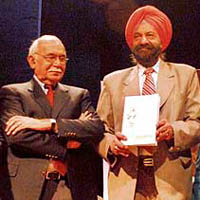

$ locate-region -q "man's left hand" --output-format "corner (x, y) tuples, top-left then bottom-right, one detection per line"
(156, 119), (174, 141)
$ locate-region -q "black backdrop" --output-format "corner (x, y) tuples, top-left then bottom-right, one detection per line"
(1, 0), (200, 106)
(0, 0), (41, 88)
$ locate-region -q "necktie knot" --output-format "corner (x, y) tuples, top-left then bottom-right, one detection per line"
(45, 84), (53, 91)
(142, 67), (156, 95)
(144, 67), (154, 75)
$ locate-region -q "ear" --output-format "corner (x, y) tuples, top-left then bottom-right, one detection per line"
(27, 55), (36, 70)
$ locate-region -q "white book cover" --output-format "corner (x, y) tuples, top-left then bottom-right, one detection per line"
(121, 94), (160, 146)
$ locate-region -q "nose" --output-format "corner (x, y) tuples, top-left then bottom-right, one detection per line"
(140, 35), (148, 44)
(53, 57), (62, 65)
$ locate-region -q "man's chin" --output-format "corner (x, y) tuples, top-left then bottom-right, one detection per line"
(135, 50), (152, 58)
(135, 54), (151, 62)
(133, 54), (158, 66)
(48, 75), (63, 83)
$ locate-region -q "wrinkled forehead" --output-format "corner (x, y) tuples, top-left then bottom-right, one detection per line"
(134, 20), (158, 33)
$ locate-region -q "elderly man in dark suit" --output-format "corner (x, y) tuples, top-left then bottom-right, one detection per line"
(0, 35), (104, 200)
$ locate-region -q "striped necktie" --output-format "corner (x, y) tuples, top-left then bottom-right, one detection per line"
(140, 67), (156, 155)
(142, 67), (156, 95)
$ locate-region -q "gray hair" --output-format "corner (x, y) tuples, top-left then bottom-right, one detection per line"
(28, 35), (65, 56)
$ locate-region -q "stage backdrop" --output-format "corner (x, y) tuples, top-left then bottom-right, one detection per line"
(0, 0), (200, 106)
(0, 0), (41, 87)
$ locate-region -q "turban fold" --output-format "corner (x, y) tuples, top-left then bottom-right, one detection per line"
(125, 5), (172, 52)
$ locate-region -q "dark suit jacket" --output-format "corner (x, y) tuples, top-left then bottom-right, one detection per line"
(0, 79), (104, 200)
(0, 131), (14, 200)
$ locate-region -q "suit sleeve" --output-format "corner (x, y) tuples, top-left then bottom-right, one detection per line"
(0, 86), (67, 160)
(96, 78), (116, 160)
(57, 89), (104, 144)
(172, 69), (200, 150)
(0, 131), (7, 164)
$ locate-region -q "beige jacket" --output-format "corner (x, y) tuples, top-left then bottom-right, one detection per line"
(97, 60), (200, 200)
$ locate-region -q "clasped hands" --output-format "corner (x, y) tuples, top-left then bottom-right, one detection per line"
(5, 111), (92, 149)
(110, 119), (174, 157)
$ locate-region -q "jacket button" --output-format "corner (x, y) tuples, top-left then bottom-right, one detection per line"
(169, 146), (181, 152)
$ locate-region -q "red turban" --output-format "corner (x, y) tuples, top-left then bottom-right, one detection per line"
(125, 5), (173, 52)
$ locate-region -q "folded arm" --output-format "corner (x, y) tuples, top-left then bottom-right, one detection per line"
(1, 86), (104, 154)
(56, 89), (105, 144)
(0, 86), (66, 160)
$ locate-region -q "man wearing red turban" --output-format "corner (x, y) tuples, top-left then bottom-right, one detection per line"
(97, 5), (200, 200)
(125, 5), (172, 52)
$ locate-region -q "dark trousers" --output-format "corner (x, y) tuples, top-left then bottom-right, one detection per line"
(39, 177), (72, 200)
(39, 179), (59, 200)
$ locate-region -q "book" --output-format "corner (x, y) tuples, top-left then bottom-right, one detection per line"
(121, 94), (160, 146)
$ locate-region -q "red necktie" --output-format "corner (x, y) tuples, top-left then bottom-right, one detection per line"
(142, 68), (156, 95)
(45, 85), (67, 176)
(45, 85), (54, 107)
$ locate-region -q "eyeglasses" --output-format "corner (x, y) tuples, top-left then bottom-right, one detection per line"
(35, 53), (69, 64)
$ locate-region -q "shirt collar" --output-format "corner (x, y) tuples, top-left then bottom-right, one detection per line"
(33, 75), (46, 90)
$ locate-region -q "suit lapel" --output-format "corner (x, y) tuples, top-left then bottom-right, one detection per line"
(52, 83), (69, 118)
(123, 66), (140, 97)
(119, 67), (140, 123)
(157, 60), (174, 108)
(121, 67), (140, 156)
(28, 79), (52, 117)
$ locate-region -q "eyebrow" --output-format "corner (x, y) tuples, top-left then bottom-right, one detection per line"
(45, 53), (66, 56)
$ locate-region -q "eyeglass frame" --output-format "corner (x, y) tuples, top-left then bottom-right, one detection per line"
(34, 53), (69, 64)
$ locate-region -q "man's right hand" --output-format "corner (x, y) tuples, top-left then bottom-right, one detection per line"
(110, 132), (130, 157)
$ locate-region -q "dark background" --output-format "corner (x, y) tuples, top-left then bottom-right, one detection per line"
(0, 0), (200, 106)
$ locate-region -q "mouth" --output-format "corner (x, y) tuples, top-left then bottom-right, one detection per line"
(138, 48), (149, 52)
(138, 46), (152, 51)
